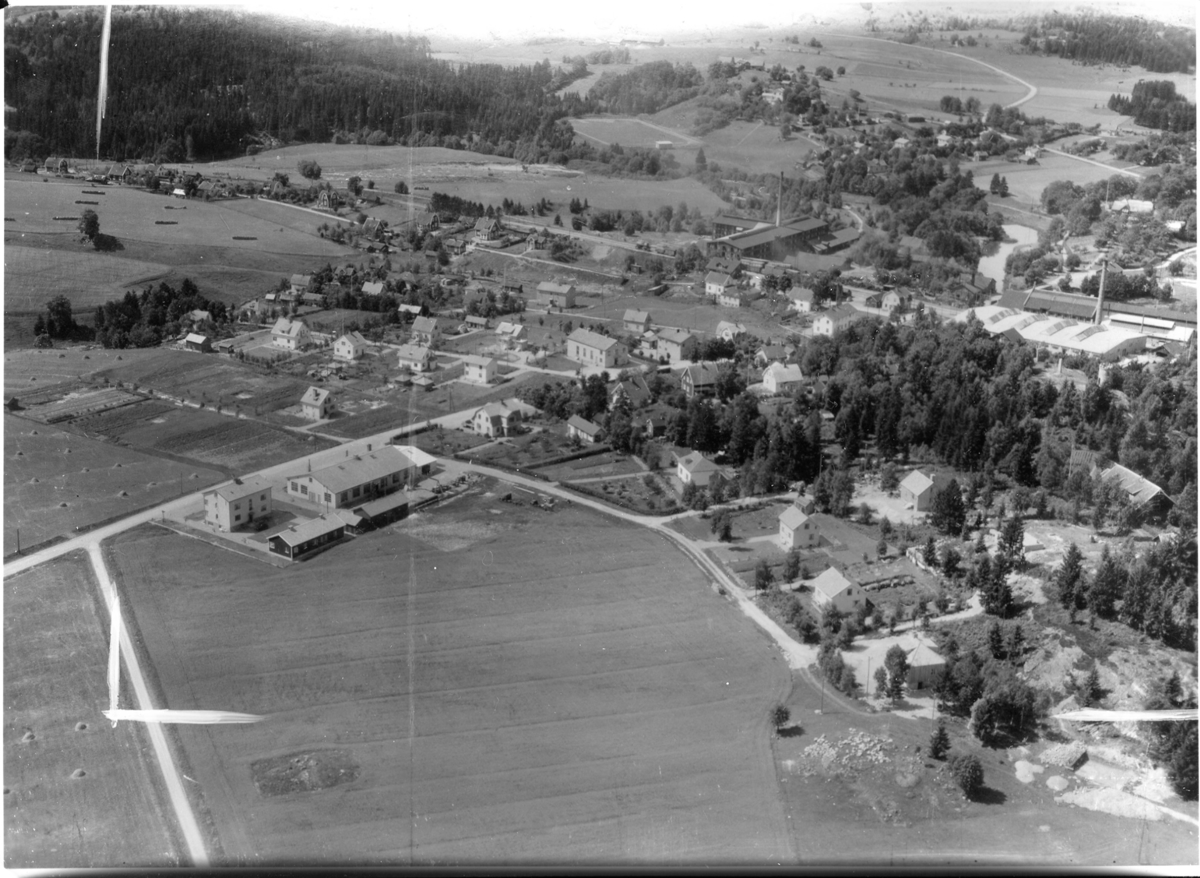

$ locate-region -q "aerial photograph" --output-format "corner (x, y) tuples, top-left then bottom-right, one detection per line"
(3, 0), (1197, 868)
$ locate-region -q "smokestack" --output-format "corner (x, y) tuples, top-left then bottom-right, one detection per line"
(1094, 259), (1108, 326)
(776, 171), (783, 228)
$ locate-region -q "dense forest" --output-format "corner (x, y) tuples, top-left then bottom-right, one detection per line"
(4, 7), (578, 162)
(1021, 13), (1195, 74)
(578, 61), (705, 116)
(1107, 81), (1197, 134)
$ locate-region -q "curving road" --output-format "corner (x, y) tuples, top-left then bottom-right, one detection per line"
(816, 31), (1038, 109)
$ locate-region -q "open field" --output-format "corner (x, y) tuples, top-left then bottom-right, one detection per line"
(72, 400), (336, 473)
(92, 348), (310, 413)
(3, 347), (162, 398)
(4, 245), (171, 313)
(105, 493), (793, 864)
(200, 144), (521, 188)
(963, 152), (1155, 206)
(403, 172), (730, 217)
(5, 180), (351, 258)
(4, 551), (181, 867)
(571, 116), (702, 150)
(3, 414), (225, 556)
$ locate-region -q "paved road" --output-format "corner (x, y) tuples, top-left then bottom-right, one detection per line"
(86, 544), (210, 867)
(1041, 148), (1143, 179)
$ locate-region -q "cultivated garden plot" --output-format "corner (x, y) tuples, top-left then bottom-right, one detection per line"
(3, 552), (180, 868)
(3, 415), (225, 556)
(104, 495), (792, 864)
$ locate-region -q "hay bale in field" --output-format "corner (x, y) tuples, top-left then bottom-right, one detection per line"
(21, 730), (35, 743)
(58, 501), (68, 507)
(70, 769), (86, 779)
(117, 490), (128, 497)
(75, 722), (88, 731)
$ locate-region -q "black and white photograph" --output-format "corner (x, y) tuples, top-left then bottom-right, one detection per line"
(2, 0), (1197, 869)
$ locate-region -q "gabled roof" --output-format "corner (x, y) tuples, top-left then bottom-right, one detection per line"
(906, 641), (946, 669)
(684, 362), (721, 386)
(655, 326), (693, 345)
(474, 217), (499, 231)
(395, 343), (431, 362)
(337, 331), (368, 349)
(355, 490), (411, 519)
(677, 451), (720, 474)
(624, 309), (650, 325)
(705, 271), (733, 287)
(361, 281), (384, 295)
(790, 287), (815, 302)
(568, 328), (620, 351)
(184, 332), (210, 346)
(818, 304), (861, 322)
(537, 281), (575, 295)
(810, 567), (854, 599)
(496, 321), (525, 337)
(567, 415), (602, 436)
(209, 474), (274, 503)
(290, 273), (312, 287)
(899, 470), (936, 495)
(1101, 463), (1170, 508)
(412, 315), (439, 334)
(272, 318), (309, 338)
(764, 362), (804, 384)
(778, 506), (810, 530)
(611, 374), (651, 406)
(301, 386), (331, 407)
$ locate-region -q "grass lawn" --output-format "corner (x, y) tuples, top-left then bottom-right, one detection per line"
(537, 452), (645, 481)
(466, 429), (579, 468)
(3, 414), (226, 556)
(4, 244), (171, 313)
(4, 551), (180, 867)
(103, 492), (793, 863)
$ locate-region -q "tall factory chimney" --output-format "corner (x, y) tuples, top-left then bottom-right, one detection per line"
(1094, 259), (1108, 326)
(776, 171), (783, 228)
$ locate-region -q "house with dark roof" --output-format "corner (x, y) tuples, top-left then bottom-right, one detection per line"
(473, 217), (502, 242)
(268, 515), (346, 560)
(609, 374), (652, 410)
(681, 361), (723, 398)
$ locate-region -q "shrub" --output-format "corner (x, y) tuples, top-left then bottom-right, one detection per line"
(949, 753), (984, 796)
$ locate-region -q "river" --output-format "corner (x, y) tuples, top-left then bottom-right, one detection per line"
(978, 224), (1040, 292)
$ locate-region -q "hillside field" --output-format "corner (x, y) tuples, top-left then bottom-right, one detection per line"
(3, 246), (171, 314)
(3, 551), (180, 868)
(4, 179), (350, 257)
(105, 493), (794, 864)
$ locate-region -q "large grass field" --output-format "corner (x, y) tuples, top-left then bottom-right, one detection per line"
(4, 179), (350, 257)
(4, 551), (181, 867)
(4, 245), (171, 313)
(105, 493), (794, 864)
(3, 414), (226, 556)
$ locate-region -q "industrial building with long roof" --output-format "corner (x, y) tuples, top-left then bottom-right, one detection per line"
(959, 306), (1150, 359)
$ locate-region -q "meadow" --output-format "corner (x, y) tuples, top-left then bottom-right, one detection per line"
(4, 179), (350, 257)
(3, 414), (225, 556)
(3, 551), (181, 867)
(105, 493), (793, 864)
(4, 245), (171, 313)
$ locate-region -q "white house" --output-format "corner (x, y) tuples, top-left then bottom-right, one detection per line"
(361, 281), (385, 296)
(899, 470), (949, 511)
(623, 309), (652, 333)
(463, 356), (498, 385)
(411, 315), (440, 347)
(394, 344), (433, 372)
(705, 271), (733, 297)
(652, 326), (694, 363)
(537, 282), (577, 309)
(778, 506), (819, 550)
(567, 415), (603, 444)
(762, 362), (804, 395)
(333, 331), (368, 362)
(203, 475), (274, 532)
(789, 288), (815, 313)
(676, 451), (721, 488)
(271, 317), (312, 351)
(300, 386), (334, 420)
(567, 328), (626, 368)
(812, 304), (862, 337)
(809, 567), (865, 617)
(472, 400), (534, 438)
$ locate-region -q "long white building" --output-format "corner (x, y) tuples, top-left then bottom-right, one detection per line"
(959, 306), (1149, 359)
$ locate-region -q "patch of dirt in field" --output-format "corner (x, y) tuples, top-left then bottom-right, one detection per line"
(402, 514), (502, 551)
(250, 749), (359, 797)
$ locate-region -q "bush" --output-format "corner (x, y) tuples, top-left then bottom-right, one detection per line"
(949, 753), (984, 796)
(770, 704), (790, 731)
(297, 159), (322, 179)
